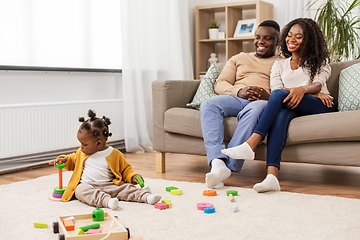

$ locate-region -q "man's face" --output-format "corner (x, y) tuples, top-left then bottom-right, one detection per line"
(254, 26), (278, 58)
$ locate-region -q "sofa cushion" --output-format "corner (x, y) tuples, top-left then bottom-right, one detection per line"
(164, 108), (238, 141)
(338, 62), (360, 111)
(186, 62), (219, 110)
(164, 108), (360, 146)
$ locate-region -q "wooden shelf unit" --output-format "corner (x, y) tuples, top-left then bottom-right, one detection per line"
(195, 1), (274, 78)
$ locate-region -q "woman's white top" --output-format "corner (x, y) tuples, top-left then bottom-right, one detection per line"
(270, 57), (333, 100)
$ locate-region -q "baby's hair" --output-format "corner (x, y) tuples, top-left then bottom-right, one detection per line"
(78, 109), (112, 139)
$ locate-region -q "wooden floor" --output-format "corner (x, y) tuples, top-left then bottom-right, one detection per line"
(1, 152), (360, 199)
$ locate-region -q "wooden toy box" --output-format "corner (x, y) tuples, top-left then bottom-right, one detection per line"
(53, 212), (129, 240)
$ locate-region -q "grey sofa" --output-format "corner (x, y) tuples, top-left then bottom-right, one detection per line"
(152, 59), (360, 173)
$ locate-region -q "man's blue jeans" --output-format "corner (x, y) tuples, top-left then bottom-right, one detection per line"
(200, 95), (267, 172)
(253, 89), (336, 169)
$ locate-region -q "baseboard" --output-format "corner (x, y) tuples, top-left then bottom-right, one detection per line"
(0, 140), (125, 174)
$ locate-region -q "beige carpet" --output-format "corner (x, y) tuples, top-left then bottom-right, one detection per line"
(1, 171), (360, 240)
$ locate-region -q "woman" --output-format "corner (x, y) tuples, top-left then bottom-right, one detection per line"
(221, 18), (335, 192)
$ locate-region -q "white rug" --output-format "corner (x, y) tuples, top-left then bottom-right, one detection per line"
(1, 171), (360, 240)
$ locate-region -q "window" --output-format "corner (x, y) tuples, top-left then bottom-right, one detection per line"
(0, 0), (122, 69)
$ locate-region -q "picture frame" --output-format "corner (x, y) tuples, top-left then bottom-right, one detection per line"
(233, 19), (257, 38)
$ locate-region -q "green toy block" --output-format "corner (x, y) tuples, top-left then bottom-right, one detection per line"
(74, 228), (85, 235)
(54, 186), (66, 194)
(79, 223), (100, 232)
(34, 221), (48, 228)
(226, 190), (238, 196)
(136, 176), (145, 188)
(55, 162), (65, 169)
(166, 186), (178, 192)
(161, 200), (171, 207)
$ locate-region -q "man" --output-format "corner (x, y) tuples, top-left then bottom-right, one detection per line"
(200, 20), (281, 188)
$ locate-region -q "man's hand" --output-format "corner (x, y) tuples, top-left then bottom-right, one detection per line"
(237, 86), (270, 100)
(312, 92), (333, 108)
(281, 86), (307, 109)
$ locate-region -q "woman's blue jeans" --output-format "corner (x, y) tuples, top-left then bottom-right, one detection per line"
(253, 89), (336, 169)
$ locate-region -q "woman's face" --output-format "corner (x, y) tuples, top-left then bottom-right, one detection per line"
(285, 24), (303, 54)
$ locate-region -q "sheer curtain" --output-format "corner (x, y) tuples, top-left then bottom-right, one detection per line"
(120, 0), (194, 153)
(281, 0), (315, 26)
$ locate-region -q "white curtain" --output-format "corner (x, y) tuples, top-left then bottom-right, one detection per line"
(282, 0), (315, 26)
(120, 0), (194, 153)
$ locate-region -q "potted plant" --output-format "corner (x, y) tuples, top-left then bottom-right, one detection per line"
(208, 20), (220, 40)
(308, 0), (360, 61)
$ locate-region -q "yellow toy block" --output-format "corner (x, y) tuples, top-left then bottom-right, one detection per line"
(34, 221), (48, 228)
(161, 200), (171, 207)
(170, 189), (183, 195)
(74, 228), (85, 235)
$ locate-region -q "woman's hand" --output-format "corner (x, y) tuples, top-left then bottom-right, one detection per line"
(281, 86), (307, 109)
(49, 156), (68, 166)
(312, 92), (333, 108)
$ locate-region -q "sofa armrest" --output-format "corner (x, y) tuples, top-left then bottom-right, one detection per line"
(152, 80), (200, 152)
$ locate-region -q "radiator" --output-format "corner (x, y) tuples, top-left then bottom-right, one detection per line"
(0, 99), (124, 171)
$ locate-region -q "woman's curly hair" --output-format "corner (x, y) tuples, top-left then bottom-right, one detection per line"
(78, 109), (112, 139)
(279, 18), (329, 81)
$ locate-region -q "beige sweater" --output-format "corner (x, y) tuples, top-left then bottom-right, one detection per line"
(214, 52), (280, 97)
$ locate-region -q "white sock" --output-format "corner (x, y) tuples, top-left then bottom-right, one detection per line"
(108, 198), (119, 210)
(253, 174), (281, 193)
(221, 142), (255, 160)
(147, 194), (161, 205)
(205, 159), (231, 189)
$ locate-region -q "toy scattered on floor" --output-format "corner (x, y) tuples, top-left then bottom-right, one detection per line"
(226, 190), (238, 196)
(229, 205), (239, 213)
(203, 190), (217, 196)
(170, 189), (183, 195)
(92, 208), (105, 221)
(166, 186), (178, 192)
(204, 207), (216, 214)
(154, 202), (169, 210)
(49, 161), (66, 202)
(197, 202), (214, 210)
(229, 194), (235, 202)
(161, 200), (171, 207)
(34, 221), (48, 228)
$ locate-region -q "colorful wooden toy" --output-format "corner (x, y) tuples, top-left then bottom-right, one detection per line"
(49, 160), (67, 201)
(64, 216), (75, 224)
(34, 221), (48, 228)
(196, 202), (214, 210)
(204, 207), (216, 214)
(143, 186), (151, 193)
(161, 200), (171, 207)
(226, 190), (238, 196)
(166, 186), (178, 192)
(229, 205), (239, 213)
(79, 223), (100, 232)
(74, 228), (85, 235)
(203, 190), (217, 196)
(92, 208), (104, 221)
(63, 219), (75, 231)
(86, 229), (102, 234)
(53, 212), (129, 240)
(170, 189), (183, 195)
(154, 203), (169, 210)
(229, 193), (235, 202)
(136, 176), (144, 188)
